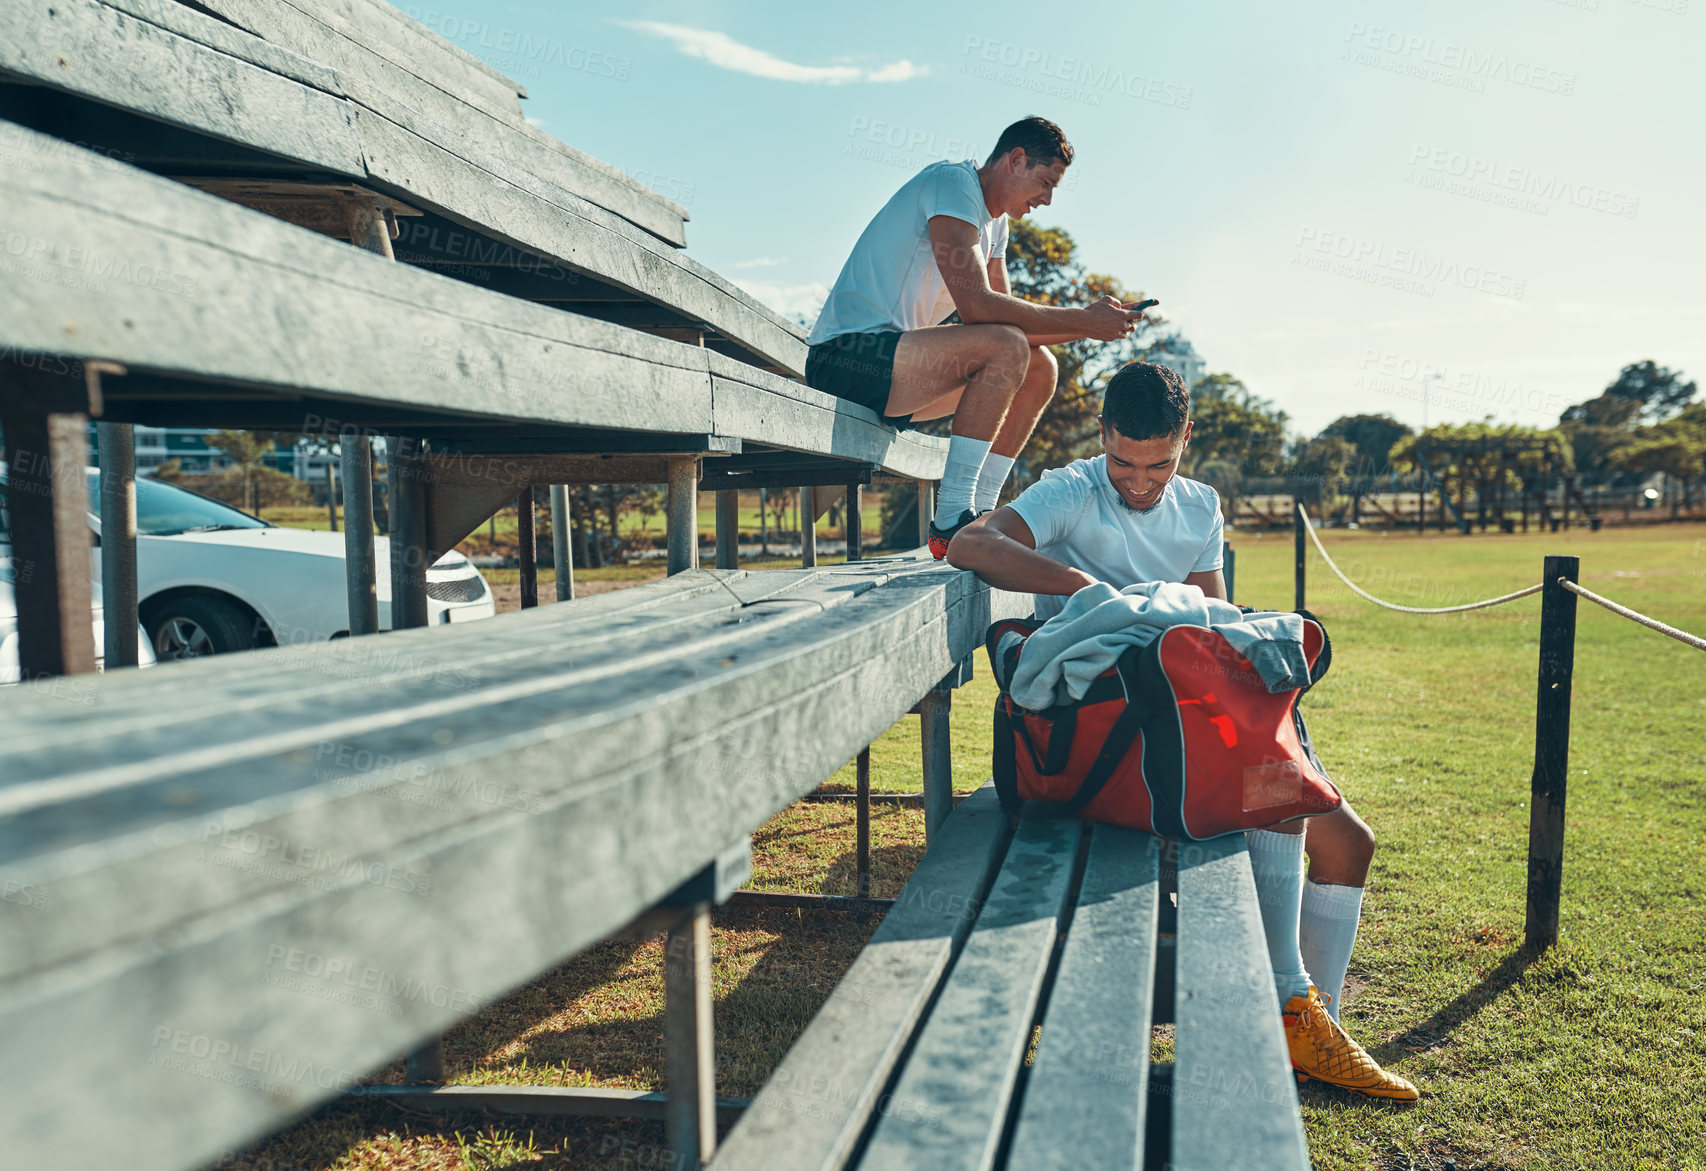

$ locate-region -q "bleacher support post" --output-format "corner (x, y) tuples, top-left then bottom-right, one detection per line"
(517, 486), (538, 609)
(715, 490), (739, 570)
(97, 422), (140, 669)
(1293, 496), (1306, 612)
(919, 688), (953, 841)
(846, 483), (863, 562)
(916, 481), (934, 548)
(800, 486), (817, 568)
(0, 362), (97, 676)
(667, 458), (700, 575)
(1526, 554), (1580, 951)
(405, 1040), (446, 1083)
(665, 908), (717, 1170)
(550, 485), (574, 601)
(388, 437), (430, 629)
(341, 434), (380, 635)
(856, 748), (872, 898)
(1223, 539), (1236, 606)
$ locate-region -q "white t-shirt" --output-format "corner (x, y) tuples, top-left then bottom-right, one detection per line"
(1008, 457), (1225, 621)
(807, 160), (1009, 345)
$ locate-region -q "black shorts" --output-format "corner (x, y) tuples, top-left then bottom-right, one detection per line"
(804, 330), (918, 429)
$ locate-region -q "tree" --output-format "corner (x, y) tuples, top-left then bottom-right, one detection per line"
(1611, 402), (1706, 516)
(1002, 219), (1165, 497)
(1318, 414), (1412, 476)
(1182, 377), (1289, 519)
(206, 430), (274, 514)
(1560, 362), (1696, 484)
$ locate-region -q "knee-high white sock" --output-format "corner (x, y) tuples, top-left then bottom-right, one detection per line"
(934, 435), (992, 521)
(1245, 828), (1312, 1006)
(1299, 879), (1363, 1022)
(972, 453), (1016, 513)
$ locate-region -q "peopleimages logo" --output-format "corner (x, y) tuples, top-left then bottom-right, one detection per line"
(1342, 23), (1577, 97)
(1407, 145), (1640, 220)
(1294, 227), (1527, 302)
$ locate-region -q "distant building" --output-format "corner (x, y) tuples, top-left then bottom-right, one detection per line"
(1153, 337), (1207, 392)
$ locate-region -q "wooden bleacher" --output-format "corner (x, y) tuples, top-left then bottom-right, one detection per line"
(0, 5), (1317, 1168)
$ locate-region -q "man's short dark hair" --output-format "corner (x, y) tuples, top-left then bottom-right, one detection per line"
(1101, 361), (1190, 441)
(987, 116), (1074, 168)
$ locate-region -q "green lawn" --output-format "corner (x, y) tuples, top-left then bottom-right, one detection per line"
(231, 522), (1706, 1171)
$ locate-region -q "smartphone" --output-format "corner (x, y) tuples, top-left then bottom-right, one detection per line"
(1128, 298), (1159, 314)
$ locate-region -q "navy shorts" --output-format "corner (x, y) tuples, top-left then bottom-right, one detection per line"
(804, 330), (918, 430)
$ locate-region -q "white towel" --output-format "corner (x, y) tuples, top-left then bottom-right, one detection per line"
(1008, 581), (1311, 711)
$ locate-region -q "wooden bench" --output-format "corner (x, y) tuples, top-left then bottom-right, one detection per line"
(0, 555), (1026, 1171)
(713, 787), (1311, 1171)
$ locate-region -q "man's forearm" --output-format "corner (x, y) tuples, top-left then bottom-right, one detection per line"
(958, 289), (1087, 335)
(946, 526), (1097, 596)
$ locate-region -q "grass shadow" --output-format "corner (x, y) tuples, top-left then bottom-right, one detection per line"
(1366, 944), (1540, 1067)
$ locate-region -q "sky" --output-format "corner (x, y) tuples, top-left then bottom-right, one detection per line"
(400, 0), (1705, 438)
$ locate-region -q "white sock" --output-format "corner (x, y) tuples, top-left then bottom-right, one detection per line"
(1245, 829), (1313, 1006)
(972, 453), (1016, 513)
(934, 435), (991, 522)
(1299, 879), (1363, 1022)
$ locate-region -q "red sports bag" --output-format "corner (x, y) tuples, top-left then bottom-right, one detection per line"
(988, 612), (1342, 839)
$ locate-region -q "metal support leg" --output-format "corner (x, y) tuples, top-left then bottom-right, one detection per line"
(0, 390), (95, 678)
(550, 484), (574, 601)
(97, 422), (139, 669)
(846, 483), (863, 563)
(1223, 542), (1236, 606)
(715, 489), (740, 570)
(915, 481), (934, 549)
(517, 486), (538, 609)
(341, 434), (379, 635)
(405, 1039), (445, 1083)
(665, 907), (716, 1170)
(800, 486), (817, 568)
(387, 438), (430, 630)
(667, 458), (700, 576)
(856, 747), (872, 898)
(919, 689), (953, 842)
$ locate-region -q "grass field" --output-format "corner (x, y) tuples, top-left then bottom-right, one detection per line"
(227, 523), (1706, 1171)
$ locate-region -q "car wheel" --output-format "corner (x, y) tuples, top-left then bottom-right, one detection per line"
(149, 597), (260, 661)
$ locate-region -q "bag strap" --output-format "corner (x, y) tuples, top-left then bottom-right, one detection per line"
(992, 697), (1022, 816)
(1295, 607), (1332, 687)
(1052, 652), (1148, 817)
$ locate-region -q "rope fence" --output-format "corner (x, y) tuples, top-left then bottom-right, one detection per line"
(1282, 499), (1705, 951)
(1559, 579), (1706, 652)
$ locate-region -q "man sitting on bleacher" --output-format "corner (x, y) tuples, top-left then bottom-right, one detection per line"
(947, 360), (1418, 1101)
(805, 115), (1147, 560)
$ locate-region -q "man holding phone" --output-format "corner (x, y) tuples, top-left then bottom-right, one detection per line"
(805, 116), (1152, 558)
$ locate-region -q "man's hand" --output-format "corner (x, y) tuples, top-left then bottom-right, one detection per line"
(1080, 294), (1144, 341)
(946, 508), (1100, 596)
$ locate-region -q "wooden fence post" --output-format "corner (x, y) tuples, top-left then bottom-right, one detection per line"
(1293, 496), (1306, 612)
(1525, 554), (1580, 951)
(517, 486), (537, 609)
(97, 422), (140, 669)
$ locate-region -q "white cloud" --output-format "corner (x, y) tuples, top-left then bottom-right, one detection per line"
(620, 22), (922, 85)
(733, 279), (829, 326)
(732, 257), (788, 269)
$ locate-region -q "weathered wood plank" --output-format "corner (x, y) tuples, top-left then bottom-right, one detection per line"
(0, 0), (364, 176)
(857, 815), (1086, 1171)
(710, 783), (1013, 1171)
(708, 356), (941, 483)
(1005, 825), (1161, 1171)
(4, 1), (805, 366)
(276, 0), (528, 117)
(0, 123), (927, 475)
(1171, 836), (1310, 1170)
(0, 561), (1017, 1171)
(186, 0), (689, 247)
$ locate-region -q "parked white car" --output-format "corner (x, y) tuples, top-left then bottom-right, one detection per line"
(0, 564), (156, 683)
(0, 469), (495, 662)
